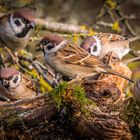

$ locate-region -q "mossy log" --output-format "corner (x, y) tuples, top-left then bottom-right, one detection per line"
(0, 80), (139, 140)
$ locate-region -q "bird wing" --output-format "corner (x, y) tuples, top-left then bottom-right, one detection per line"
(57, 43), (134, 82)
(21, 74), (36, 91)
(95, 33), (125, 43)
(62, 44), (111, 70)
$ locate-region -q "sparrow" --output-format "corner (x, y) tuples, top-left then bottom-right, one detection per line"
(80, 33), (140, 59)
(133, 79), (140, 105)
(0, 68), (36, 100)
(36, 34), (134, 83)
(0, 8), (35, 52)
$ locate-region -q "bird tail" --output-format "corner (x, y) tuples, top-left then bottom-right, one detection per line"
(105, 68), (134, 83)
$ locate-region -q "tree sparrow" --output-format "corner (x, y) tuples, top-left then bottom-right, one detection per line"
(36, 34), (134, 83)
(80, 33), (140, 59)
(0, 8), (35, 52)
(0, 68), (36, 100)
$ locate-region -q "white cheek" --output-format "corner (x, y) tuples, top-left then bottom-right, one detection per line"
(90, 36), (102, 56)
(10, 74), (21, 89)
(10, 15), (25, 34)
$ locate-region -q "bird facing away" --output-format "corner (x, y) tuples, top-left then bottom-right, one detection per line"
(0, 8), (35, 52)
(80, 33), (140, 59)
(36, 34), (134, 83)
(0, 68), (36, 100)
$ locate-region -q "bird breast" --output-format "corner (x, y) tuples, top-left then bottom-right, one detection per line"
(10, 80), (36, 99)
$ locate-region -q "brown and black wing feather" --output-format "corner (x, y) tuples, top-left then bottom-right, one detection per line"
(61, 44), (134, 82)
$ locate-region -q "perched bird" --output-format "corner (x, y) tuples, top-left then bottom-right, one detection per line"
(0, 8), (35, 52)
(0, 68), (36, 100)
(36, 34), (134, 83)
(80, 33), (140, 59)
(133, 79), (140, 105)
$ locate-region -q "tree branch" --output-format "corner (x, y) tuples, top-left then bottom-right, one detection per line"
(35, 18), (88, 34)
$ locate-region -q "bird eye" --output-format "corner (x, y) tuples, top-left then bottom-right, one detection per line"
(14, 19), (22, 26)
(42, 40), (49, 45)
(12, 76), (19, 84)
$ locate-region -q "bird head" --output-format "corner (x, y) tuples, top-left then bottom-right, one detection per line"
(80, 36), (102, 57)
(36, 34), (67, 56)
(8, 8), (35, 38)
(0, 68), (21, 89)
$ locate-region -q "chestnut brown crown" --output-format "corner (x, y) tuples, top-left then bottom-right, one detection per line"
(0, 68), (19, 79)
(14, 8), (35, 22)
(80, 36), (96, 51)
(41, 34), (64, 45)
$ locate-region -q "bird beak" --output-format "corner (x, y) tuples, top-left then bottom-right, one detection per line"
(27, 22), (35, 29)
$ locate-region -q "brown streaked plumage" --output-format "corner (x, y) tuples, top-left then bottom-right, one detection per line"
(80, 33), (140, 59)
(36, 34), (134, 83)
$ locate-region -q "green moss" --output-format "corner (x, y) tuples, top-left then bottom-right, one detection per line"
(50, 82), (69, 110)
(73, 85), (93, 105)
(50, 82), (95, 116)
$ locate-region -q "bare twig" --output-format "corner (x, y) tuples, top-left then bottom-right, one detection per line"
(123, 56), (140, 64)
(35, 61), (55, 77)
(35, 18), (88, 34)
(18, 55), (54, 86)
(50, 40), (68, 53)
(115, 9), (137, 36)
(118, 14), (140, 21)
(105, 5), (116, 22)
(97, 21), (112, 28)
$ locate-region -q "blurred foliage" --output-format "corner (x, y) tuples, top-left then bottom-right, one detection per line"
(106, 0), (117, 9)
(112, 21), (121, 33)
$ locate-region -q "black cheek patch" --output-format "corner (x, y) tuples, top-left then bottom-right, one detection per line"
(16, 27), (30, 38)
(47, 45), (54, 50)
(5, 84), (10, 89)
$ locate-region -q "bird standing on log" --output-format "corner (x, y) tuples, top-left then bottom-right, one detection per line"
(36, 34), (134, 83)
(80, 33), (140, 59)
